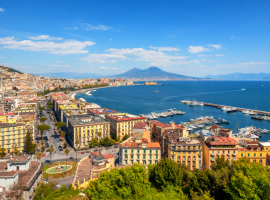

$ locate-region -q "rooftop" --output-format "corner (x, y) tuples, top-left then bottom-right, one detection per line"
(133, 122), (148, 129)
(59, 104), (79, 110)
(68, 114), (108, 126)
(120, 142), (160, 148)
(87, 108), (120, 115)
(106, 113), (146, 122)
(207, 136), (237, 146)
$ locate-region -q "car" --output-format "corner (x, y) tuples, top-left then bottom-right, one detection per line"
(46, 149), (49, 152)
(86, 151), (90, 153)
(42, 154), (46, 157)
(81, 152), (85, 154)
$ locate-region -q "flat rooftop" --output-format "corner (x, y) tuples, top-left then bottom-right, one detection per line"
(68, 114), (108, 126)
(87, 108), (120, 115)
(106, 113), (146, 122)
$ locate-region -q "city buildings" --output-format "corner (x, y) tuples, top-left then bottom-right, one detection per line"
(87, 108), (120, 119)
(105, 113), (147, 139)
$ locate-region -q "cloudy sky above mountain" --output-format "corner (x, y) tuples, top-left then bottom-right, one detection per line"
(0, 0), (269, 76)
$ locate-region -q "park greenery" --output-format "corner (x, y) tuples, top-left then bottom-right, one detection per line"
(84, 157), (270, 200)
(89, 137), (115, 148)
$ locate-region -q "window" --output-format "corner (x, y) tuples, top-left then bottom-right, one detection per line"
(125, 150), (127, 153)
(212, 156), (214, 160)
(125, 155), (128, 159)
(228, 151), (230, 154)
(193, 161), (195, 166)
(253, 160), (256, 162)
(137, 155), (140, 159)
(131, 155), (133, 159)
(156, 155), (158, 159)
(259, 160), (262, 164)
(149, 160), (152, 164)
(144, 150), (146, 154)
(143, 160), (146, 165)
(131, 150), (133, 153)
(143, 155), (146, 159)
(233, 151), (235, 154)
(188, 146), (190, 150)
(178, 152), (180, 154)
(248, 153), (250, 157)
(193, 146), (196, 150)
(254, 153), (256, 157)
(137, 150), (140, 153)
(241, 153), (243, 157)
(178, 156), (181, 161)
(260, 153), (262, 157)
(212, 151), (214, 154)
(149, 150), (152, 154)
(149, 155), (152, 159)
(156, 150), (158, 154)
(155, 160), (158, 164)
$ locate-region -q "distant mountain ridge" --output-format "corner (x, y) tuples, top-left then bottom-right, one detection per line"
(203, 72), (270, 80)
(113, 67), (198, 80)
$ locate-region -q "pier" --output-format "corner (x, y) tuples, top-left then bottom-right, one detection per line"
(181, 100), (270, 116)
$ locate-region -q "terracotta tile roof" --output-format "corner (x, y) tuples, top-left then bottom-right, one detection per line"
(0, 171), (17, 177)
(152, 121), (172, 128)
(239, 148), (249, 151)
(102, 154), (114, 159)
(147, 142), (161, 148)
(247, 141), (260, 144)
(208, 136), (237, 146)
(133, 122), (148, 129)
(120, 142), (138, 148)
(90, 152), (101, 156)
(0, 162), (7, 171)
(10, 156), (29, 163)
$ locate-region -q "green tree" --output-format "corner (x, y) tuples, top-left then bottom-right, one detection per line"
(0, 147), (6, 158)
(49, 146), (54, 165)
(224, 158), (270, 200)
(37, 152), (42, 161)
(60, 131), (66, 138)
(41, 146), (45, 152)
(54, 122), (66, 132)
(39, 117), (47, 123)
(37, 125), (50, 137)
(122, 134), (129, 141)
(46, 102), (52, 106)
(48, 105), (53, 110)
(24, 129), (36, 154)
(149, 158), (183, 188)
(100, 137), (114, 147)
(64, 142), (67, 149)
(64, 148), (70, 173)
(13, 144), (18, 155)
(75, 139), (79, 163)
(89, 138), (98, 148)
(38, 107), (46, 111)
(33, 181), (56, 200)
(97, 131), (102, 141)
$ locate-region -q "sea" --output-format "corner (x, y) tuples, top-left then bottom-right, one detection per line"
(75, 81), (270, 141)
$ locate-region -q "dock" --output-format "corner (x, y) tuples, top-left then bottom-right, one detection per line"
(182, 100), (270, 116)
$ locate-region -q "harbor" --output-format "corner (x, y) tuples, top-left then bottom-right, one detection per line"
(181, 100), (270, 121)
(140, 108), (185, 120)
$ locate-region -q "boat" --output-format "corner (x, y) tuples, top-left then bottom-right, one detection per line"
(154, 87), (160, 93)
(227, 108), (237, 113)
(242, 110), (250, 115)
(160, 114), (167, 118)
(249, 111), (257, 115)
(251, 115), (263, 120)
(241, 88), (246, 91)
(189, 100), (200, 106)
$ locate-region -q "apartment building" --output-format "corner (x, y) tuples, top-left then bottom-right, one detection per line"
(119, 140), (161, 165)
(203, 136), (238, 169)
(167, 137), (203, 170)
(105, 113), (147, 140)
(87, 108), (120, 119)
(66, 115), (110, 148)
(0, 123), (29, 152)
(238, 141), (270, 166)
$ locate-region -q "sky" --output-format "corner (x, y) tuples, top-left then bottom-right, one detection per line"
(0, 0), (270, 77)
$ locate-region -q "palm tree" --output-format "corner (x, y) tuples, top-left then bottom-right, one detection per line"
(48, 146), (54, 165)
(75, 139), (79, 163)
(64, 148), (70, 173)
(37, 152), (42, 161)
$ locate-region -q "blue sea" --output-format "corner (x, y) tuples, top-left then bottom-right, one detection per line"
(76, 81), (270, 141)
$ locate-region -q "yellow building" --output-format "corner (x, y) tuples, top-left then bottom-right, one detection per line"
(238, 141), (270, 166)
(66, 114), (110, 148)
(0, 123), (29, 153)
(105, 113), (147, 140)
(0, 115), (7, 123)
(167, 137), (203, 170)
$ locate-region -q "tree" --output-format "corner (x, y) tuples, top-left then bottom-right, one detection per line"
(60, 131), (66, 138)
(39, 117), (47, 123)
(46, 102), (52, 106)
(38, 107), (46, 111)
(54, 122), (66, 133)
(63, 142), (67, 149)
(100, 137), (114, 147)
(13, 144), (18, 155)
(75, 139), (79, 163)
(64, 148), (70, 173)
(97, 131), (102, 141)
(224, 158), (270, 200)
(149, 158), (183, 188)
(0, 147), (6, 158)
(24, 129), (36, 154)
(41, 146), (45, 152)
(37, 124), (50, 137)
(89, 138), (98, 148)
(33, 181), (56, 200)
(49, 146), (54, 165)
(48, 105), (53, 110)
(122, 134), (129, 141)
(37, 152), (42, 161)
(12, 86), (18, 91)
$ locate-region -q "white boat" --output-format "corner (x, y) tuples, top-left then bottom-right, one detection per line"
(241, 88), (246, 91)
(160, 114), (167, 118)
(189, 100), (200, 106)
(242, 110), (250, 115)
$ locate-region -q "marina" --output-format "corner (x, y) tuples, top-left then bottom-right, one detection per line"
(182, 100), (270, 120)
(140, 108), (185, 120)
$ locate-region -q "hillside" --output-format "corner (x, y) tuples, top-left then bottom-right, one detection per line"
(0, 65), (23, 74)
(36, 72), (103, 79)
(113, 67), (198, 80)
(203, 72), (270, 80)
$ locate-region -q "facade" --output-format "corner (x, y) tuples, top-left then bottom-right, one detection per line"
(0, 101), (15, 112)
(119, 140), (161, 165)
(238, 141), (270, 166)
(0, 123), (29, 153)
(105, 113), (147, 139)
(203, 136), (238, 169)
(66, 114), (110, 148)
(167, 137), (203, 170)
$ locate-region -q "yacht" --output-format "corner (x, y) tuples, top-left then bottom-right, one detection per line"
(227, 107), (237, 113)
(249, 111), (257, 115)
(160, 114), (167, 118)
(189, 100), (200, 106)
(242, 110), (250, 115)
(154, 87), (160, 93)
(241, 88), (246, 91)
(251, 115), (263, 120)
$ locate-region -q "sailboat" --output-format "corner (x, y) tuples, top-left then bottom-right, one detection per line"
(154, 87), (160, 93)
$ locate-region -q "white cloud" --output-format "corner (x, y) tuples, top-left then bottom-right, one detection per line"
(81, 54), (127, 63)
(0, 7), (4, 12)
(36, 63), (44, 65)
(79, 22), (112, 31)
(0, 36), (95, 55)
(100, 67), (107, 69)
(149, 46), (181, 51)
(188, 46), (209, 54)
(29, 35), (63, 40)
(197, 54), (224, 57)
(216, 62), (269, 69)
(81, 47), (200, 67)
(207, 44), (222, 49)
(110, 39), (112, 41)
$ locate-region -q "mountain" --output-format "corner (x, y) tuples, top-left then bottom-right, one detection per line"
(0, 65), (23, 74)
(202, 73), (270, 80)
(113, 67), (198, 80)
(36, 72), (103, 79)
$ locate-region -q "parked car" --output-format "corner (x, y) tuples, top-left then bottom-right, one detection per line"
(86, 151), (90, 153)
(81, 152), (85, 154)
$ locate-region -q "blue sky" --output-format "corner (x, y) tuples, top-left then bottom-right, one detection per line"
(0, 0), (270, 77)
